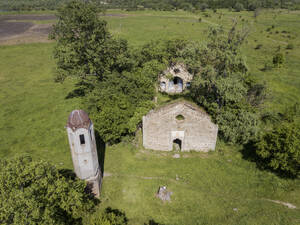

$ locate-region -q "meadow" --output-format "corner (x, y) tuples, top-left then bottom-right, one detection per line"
(0, 9), (300, 224)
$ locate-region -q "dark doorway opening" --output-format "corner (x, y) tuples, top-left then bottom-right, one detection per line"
(173, 139), (182, 151)
(173, 77), (182, 85)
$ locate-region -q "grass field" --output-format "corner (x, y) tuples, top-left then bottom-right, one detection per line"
(0, 8), (300, 224)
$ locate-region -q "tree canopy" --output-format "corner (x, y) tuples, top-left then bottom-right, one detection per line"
(0, 156), (95, 224)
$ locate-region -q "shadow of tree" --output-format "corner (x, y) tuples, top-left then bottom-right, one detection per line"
(240, 140), (296, 179)
(59, 168), (77, 180)
(144, 219), (164, 225)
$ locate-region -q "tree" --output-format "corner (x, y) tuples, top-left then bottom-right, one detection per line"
(0, 156), (95, 224)
(255, 121), (300, 177)
(50, 0), (131, 85)
(190, 25), (265, 144)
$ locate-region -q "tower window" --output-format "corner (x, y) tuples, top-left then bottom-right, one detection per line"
(79, 134), (85, 145)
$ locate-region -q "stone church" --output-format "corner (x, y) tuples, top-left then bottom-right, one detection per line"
(143, 101), (218, 152)
(159, 63), (193, 94)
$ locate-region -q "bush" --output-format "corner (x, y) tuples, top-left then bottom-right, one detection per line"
(286, 43), (294, 49)
(255, 122), (300, 177)
(234, 2), (244, 12)
(272, 52), (285, 67)
(255, 44), (263, 50)
(198, 17), (202, 22)
(84, 207), (128, 225)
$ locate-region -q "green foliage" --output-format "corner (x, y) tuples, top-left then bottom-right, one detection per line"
(234, 2), (244, 12)
(0, 155), (95, 224)
(255, 121), (300, 176)
(50, 0), (131, 84)
(286, 43), (294, 49)
(190, 25), (264, 144)
(84, 207), (127, 225)
(85, 70), (155, 144)
(272, 52), (285, 67)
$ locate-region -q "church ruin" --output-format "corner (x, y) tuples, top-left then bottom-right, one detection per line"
(142, 101), (218, 152)
(66, 110), (102, 197)
(159, 63), (193, 94)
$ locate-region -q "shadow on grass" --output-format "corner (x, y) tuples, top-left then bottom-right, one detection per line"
(241, 140), (297, 179)
(65, 88), (85, 99)
(144, 219), (164, 225)
(95, 130), (106, 178)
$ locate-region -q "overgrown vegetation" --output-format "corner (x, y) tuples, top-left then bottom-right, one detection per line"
(0, 156), (95, 224)
(256, 104), (300, 176)
(1, 3), (300, 224)
(51, 1), (263, 145)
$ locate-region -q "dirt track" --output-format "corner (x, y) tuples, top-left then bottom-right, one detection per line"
(0, 14), (56, 45)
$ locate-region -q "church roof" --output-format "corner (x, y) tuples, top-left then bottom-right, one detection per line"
(66, 110), (91, 131)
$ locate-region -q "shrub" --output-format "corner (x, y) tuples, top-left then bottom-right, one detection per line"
(255, 44), (263, 50)
(286, 43), (294, 49)
(234, 2), (244, 12)
(262, 62), (273, 71)
(272, 52), (285, 67)
(199, 3), (208, 11)
(198, 17), (202, 22)
(255, 122), (300, 177)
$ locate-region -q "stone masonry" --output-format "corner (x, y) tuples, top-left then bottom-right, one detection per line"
(143, 101), (218, 152)
(159, 63), (193, 93)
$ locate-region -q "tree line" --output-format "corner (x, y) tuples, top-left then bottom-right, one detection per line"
(1, 0), (300, 11)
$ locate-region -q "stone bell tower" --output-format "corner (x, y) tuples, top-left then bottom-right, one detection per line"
(66, 109), (101, 197)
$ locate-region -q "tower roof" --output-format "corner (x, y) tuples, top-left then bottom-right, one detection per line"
(67, 110), (91, 131)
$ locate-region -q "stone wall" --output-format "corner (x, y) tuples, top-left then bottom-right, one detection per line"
(159, 63), (193, 93)
(143, 101), (218, 152)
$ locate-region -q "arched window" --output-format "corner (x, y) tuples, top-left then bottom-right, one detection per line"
(160, 82), (166, 91)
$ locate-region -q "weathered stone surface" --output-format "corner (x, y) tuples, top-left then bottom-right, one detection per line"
(159, 63), (193, 94)
(143, 101), (218, 152)
(173, 154), (180, 158)
(156, 186), (172, 202)
(66, 110), (102, 197)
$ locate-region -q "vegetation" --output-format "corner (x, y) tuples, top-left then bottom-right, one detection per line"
(1, 5), (300, 225)
(0, 155), (95, 224)
(190, 25), (265, 144)
(272, 52), (285, 67)
(2, 0), (300, 11)
(256, 105), (300, 176)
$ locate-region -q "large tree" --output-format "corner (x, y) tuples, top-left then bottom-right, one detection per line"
(0, 156), (95, 224)
(190, 25), (266, 144)
(50, 0), (131, 84)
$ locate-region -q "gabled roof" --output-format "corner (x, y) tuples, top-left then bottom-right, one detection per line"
(146, 100), (209, 118)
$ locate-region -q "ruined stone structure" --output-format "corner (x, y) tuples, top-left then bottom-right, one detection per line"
(159, 63), (193, 94)
(143, 101), (218, 152)
(66, 110), (101, 197)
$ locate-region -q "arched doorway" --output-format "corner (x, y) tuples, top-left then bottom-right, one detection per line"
(173, 139), (182, 151)
(173, 77), (183, 92)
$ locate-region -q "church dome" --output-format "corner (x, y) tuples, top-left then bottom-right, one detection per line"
(67, 110), (91, 131)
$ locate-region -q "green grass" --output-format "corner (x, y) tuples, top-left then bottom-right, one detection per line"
(0, 9), (300, 225)
(100, 136), (300, 225)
